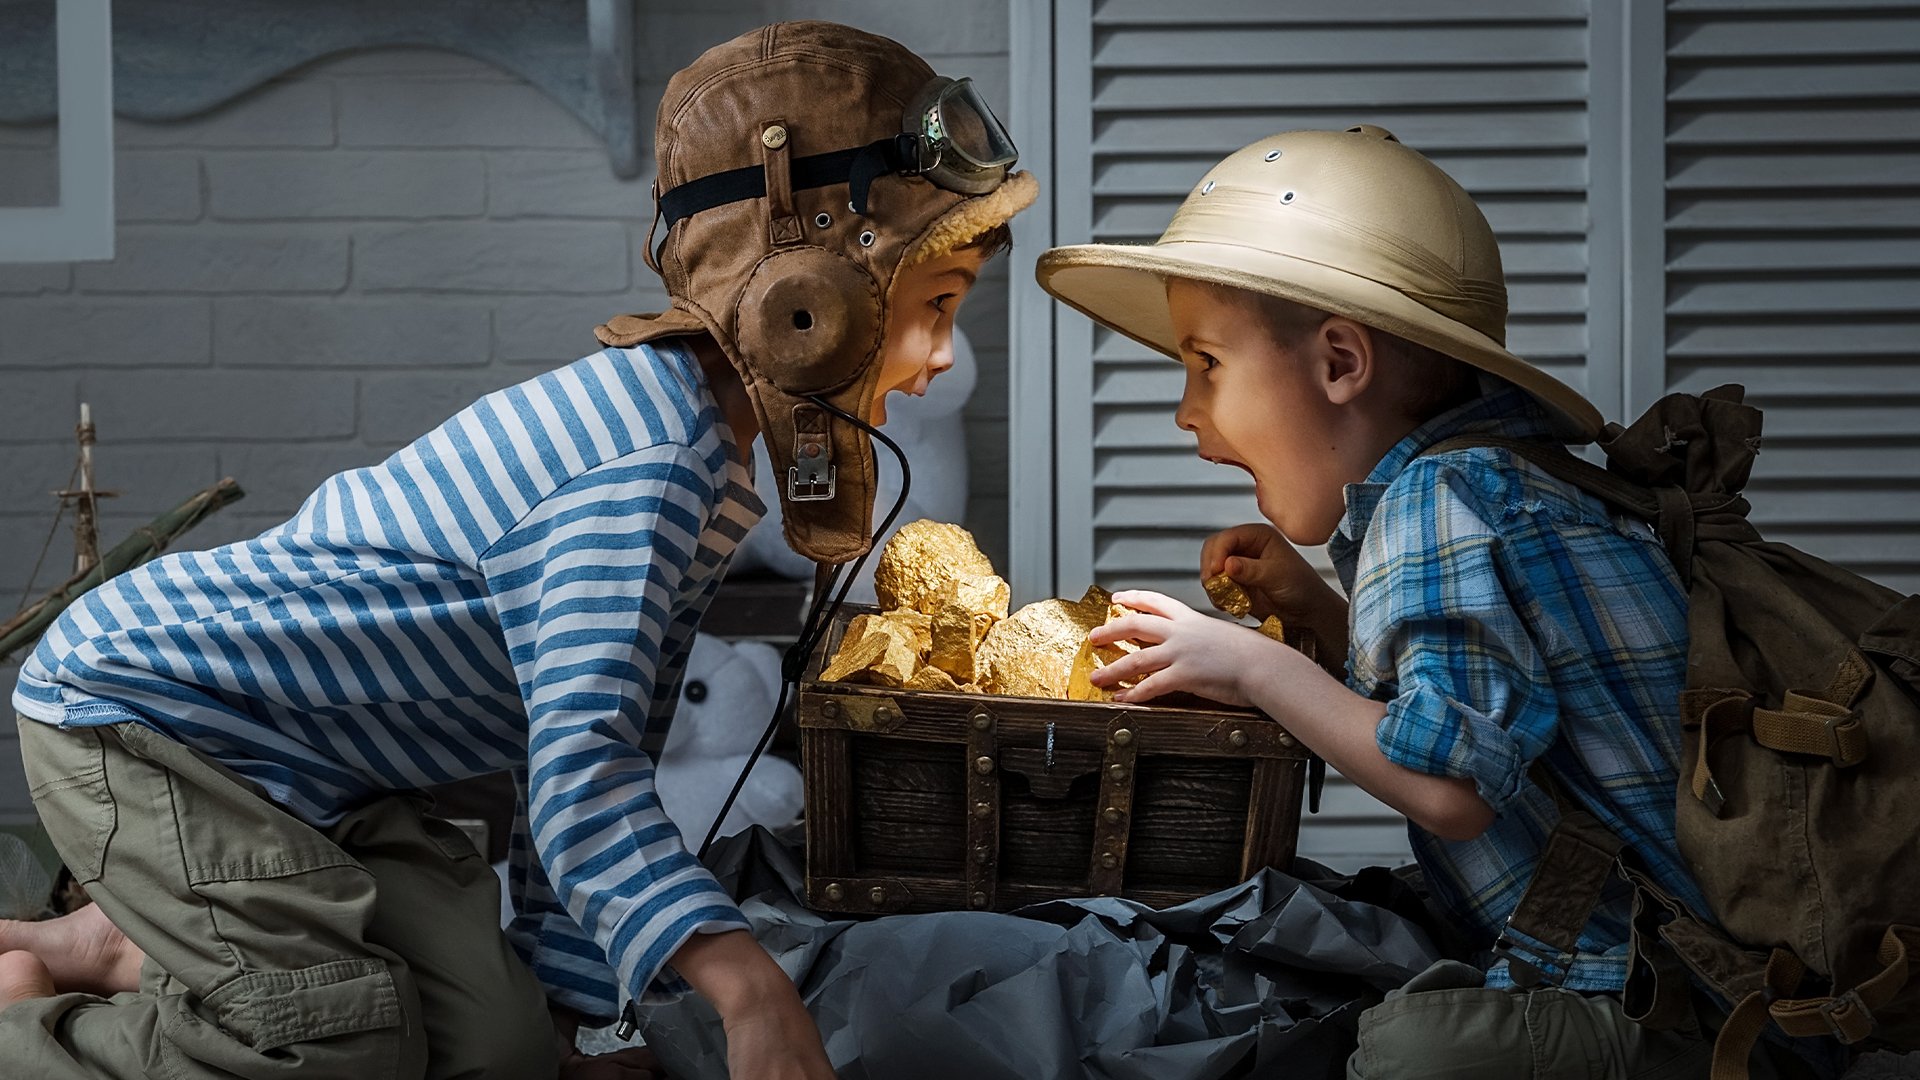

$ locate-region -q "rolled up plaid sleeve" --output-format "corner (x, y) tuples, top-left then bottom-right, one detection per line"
(1346, 458), (1562, 813)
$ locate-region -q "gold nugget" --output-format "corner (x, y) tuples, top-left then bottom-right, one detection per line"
(862, 636), (920, 688)
(1203, 572), (1252, 619)
(882, 608), (933, 659)
(1066, 636), (1106, 702)
(978, 595), (1109, 699)
(905, 664), (963, 693)
(820, 631), (887, 684)
(821, 611), (923, 682)
(873, 520), (997, 614)
(927, 573), (1009, 683)
(1068, 604), (1142, 701)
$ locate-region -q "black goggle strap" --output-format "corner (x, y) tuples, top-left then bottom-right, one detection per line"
(653, 136), (936, 263)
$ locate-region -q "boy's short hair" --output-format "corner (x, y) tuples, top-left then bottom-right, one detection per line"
(1206, 282), (1479, 422)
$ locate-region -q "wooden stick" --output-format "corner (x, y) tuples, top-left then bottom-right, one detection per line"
(0, 478), (245, 663)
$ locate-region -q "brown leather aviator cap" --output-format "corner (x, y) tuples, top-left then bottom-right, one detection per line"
(596, 22), (1038, 564)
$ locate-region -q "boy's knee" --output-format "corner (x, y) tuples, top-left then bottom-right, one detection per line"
(1347, 982), (1532, 1080)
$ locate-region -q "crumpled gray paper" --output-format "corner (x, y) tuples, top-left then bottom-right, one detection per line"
(636, 829), (1442, 1080)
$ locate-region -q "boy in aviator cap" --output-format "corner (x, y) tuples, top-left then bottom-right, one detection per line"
(2, 21), (1034, 1080)
(1037, 128), (1820, 1077)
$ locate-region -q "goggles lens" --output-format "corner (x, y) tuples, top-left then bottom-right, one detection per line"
(920, 77), (1018, 172)
(903, 76), (1018, 195)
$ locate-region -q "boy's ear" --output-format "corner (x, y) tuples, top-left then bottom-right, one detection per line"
(1317, 317), (1377, 406)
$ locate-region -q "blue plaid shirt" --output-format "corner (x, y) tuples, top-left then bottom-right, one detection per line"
(1328, 383), (1711, 992)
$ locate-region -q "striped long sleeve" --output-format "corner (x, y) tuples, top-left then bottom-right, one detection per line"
(482, 444), (750, 1019)
(15, 341), (765, 1022)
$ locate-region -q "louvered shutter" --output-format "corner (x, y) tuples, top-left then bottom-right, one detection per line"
(1659, 1), (1920, 593)
(1044, 0), (1602, 870)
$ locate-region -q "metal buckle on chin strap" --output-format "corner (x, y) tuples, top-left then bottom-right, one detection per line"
(789, 408), (837, 501)
(788, 462), (837, 501)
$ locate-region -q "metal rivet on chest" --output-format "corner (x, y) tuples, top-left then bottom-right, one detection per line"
(761, 124), (788, 149)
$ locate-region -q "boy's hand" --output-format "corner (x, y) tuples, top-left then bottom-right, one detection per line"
(722, 1001), (839, 1080)
(1089, 590), (1297, 708)
(671, 929), (836, 1080)
(1200, 524), (1349, 657)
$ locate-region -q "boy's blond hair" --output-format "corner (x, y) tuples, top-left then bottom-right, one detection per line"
(1198, 281), (1479, 422)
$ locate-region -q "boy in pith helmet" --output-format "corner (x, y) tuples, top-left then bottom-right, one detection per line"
(2, 21), (1034, 1080)
(1038, 127), (1819, 1077)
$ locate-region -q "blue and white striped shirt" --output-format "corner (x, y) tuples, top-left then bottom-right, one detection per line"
(13, 340), (766, 1022)
(1329, 383), (1710, 993)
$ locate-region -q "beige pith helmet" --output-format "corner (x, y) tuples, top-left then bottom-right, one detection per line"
(1035, 125), (1603, 440)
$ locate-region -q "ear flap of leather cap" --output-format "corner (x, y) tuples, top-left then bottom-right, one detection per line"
(755, 380), (881, 565)
(734, 247), (882, 395)
(593, 306), (710, 349)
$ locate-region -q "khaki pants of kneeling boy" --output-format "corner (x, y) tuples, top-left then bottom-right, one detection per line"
(4, 717), (558, 1080)
(1348, 959), (1823, 1080)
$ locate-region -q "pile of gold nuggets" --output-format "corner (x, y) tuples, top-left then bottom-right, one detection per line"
(820, 520), (1291, 702)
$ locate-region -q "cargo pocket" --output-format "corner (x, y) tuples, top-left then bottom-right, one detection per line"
(200, 957), (405, 1056)
(21, 723), (117, 883)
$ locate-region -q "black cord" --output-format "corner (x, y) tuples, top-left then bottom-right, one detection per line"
(696, 396), (914, 860)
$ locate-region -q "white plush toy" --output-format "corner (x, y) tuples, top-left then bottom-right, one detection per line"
(653, 634), (803, 845)
(730, 325), (977, 604)
(497, 634), (800, 927)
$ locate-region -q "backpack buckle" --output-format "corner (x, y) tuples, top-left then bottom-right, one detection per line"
(1823, 710), (1867, 768)
(1492, 922), (1577, 989)
(1818, 989), (1875, 1044)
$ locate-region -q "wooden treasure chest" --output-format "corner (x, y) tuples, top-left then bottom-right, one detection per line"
(799, 605), (1312, 915)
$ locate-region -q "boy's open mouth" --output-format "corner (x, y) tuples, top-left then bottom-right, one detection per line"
(1201, 453), (1253, 477)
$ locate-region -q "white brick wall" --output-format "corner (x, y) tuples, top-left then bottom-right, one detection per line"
(0, 3), (1014, 819)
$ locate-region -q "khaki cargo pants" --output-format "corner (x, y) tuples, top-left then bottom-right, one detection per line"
(4, 717), (559, 1080)
(1347, 959), (1824, 1080)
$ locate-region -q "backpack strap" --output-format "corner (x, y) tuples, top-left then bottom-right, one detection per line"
(1491, 769), (1702, 1033)
(1711, 925), (1920, 1079)
(1423, 435), (1697, 584)
(1490, 798), (1623, 988)
(1424, 435), (1661, 520)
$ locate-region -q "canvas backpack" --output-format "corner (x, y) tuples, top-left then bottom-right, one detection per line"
(1429, 385), (1920, 1079)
